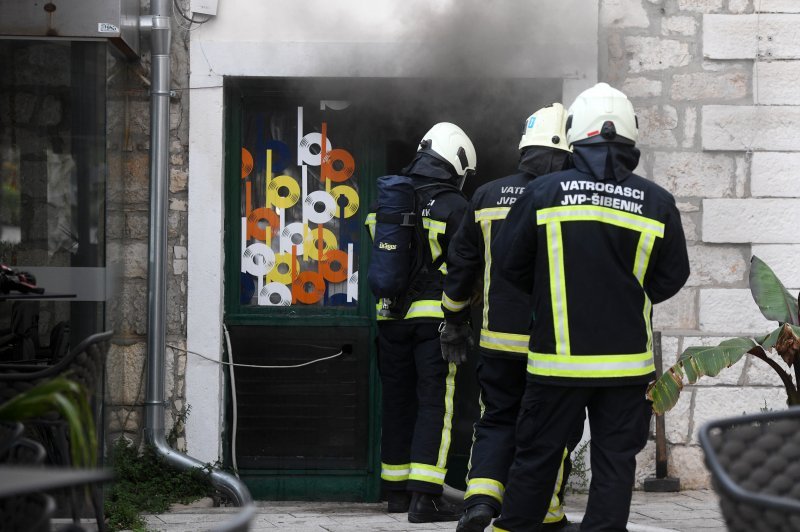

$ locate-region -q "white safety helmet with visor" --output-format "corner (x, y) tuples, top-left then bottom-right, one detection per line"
(566, 83), (638, 147)
(519, 103), (571, 153)
(418, 122), (477, 189)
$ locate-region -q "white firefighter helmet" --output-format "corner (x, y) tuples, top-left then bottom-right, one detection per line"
(418, 122), (477, 182)
(566, 82), (638, 146)
(519, 103), (571, 152)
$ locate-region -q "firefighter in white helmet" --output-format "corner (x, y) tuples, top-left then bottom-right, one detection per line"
(492, 83), (689, 531)
(440, 104), (581, 532)
(366, 122), (476, 523)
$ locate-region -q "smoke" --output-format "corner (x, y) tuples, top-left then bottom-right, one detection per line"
(247, 0), (595, 188)
(393, 0), (593, 81)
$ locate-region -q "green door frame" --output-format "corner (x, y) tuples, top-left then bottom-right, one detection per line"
(222, 79), (382, 502)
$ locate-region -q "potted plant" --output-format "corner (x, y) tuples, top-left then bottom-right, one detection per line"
(0, 375), (96, 468)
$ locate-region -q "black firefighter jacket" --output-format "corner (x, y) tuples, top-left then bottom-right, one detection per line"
(442, 148), (571, 358)
(494, 143), (690, 386)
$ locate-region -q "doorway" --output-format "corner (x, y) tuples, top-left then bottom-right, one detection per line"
(224, 76), (562, 500)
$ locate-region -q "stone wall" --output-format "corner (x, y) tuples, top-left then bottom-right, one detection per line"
(104, 1), (192, 450)
(600, 0), (800, 488)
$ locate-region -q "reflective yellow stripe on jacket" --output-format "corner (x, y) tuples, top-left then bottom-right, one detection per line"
(442, 292), (469, 313)
(375, 299), (444, 320)
(479, 329), (528, 355)
(532, 205), (662, 378)
(475, 207), (510, 349)
(422, 217), (448, 274)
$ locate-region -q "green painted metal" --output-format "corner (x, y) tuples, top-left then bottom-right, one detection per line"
(239, 471), (377, 502)
(222, 79), (381, 503)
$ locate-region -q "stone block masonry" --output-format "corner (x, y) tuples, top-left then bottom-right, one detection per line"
(600, 0), (800, 490)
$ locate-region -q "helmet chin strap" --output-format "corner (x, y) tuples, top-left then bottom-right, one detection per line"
(457, 169), (475, 190)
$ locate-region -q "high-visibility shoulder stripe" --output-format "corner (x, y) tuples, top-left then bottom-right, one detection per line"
(422, 217), (446, 270)
(475, 206), (511, 222)
(545, 221), (570, 355)
(366, 212), (376, 238)
(480, 219), (493, 328)
(465, 478), (504, 503)
(442, 292), (469, 312)
(537, 205), (665, 237)
(422, 217), (447, 233)
(633, 232), (656, 285)
(527, 351), (655, 378)
(376, 299), (444, 321)
(480, 329), (529, 354)
(634, 232), (657, 354)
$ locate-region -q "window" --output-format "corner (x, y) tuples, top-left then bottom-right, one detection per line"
(239, 97), (361, 309)
(0, 40), (108, 351)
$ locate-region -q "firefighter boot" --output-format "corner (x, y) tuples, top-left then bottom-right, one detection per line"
(407, 491), (463, 523)
(386, 491), (411, 513)
(456, 503), (494, 531)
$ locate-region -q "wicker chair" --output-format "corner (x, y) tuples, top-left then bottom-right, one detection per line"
(0, 330), (113, 531)
(0, 491), (56, 532)
(0, 330), (112, 400)
(699, 407), (800, 532)
(0, 420), (55, 532)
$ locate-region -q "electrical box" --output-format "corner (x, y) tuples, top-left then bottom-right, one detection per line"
(191, 0), (219, 16)
(0, 0), (140, 60)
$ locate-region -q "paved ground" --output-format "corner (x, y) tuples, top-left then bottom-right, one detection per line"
(135, 489), (727, 532)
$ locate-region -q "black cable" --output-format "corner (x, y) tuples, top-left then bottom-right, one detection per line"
(172, 0), (212, 25)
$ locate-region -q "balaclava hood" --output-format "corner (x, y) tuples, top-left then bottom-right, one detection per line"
(518, 147), (572, 178)
(572, 143), (640, 183)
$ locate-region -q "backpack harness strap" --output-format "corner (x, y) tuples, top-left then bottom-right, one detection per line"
(376, 212), (417, 227)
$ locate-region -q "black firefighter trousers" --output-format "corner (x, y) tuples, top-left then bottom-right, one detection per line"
(377, 320), (457, 495)
(493, 379), (652, 532)
(467, 354), (582, 521)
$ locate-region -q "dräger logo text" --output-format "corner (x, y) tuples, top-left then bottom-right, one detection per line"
(378, 241), (397, 251)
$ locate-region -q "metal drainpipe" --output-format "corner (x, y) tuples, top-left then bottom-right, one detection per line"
(141, 0), (253, 506)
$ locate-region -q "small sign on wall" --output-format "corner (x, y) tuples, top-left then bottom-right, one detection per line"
(191, 0), (218, 16)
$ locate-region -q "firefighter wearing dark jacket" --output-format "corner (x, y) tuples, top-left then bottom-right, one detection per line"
(491, 83), (690, 532)
(366, 122), (476, 524)
(439, 104), (582, 532)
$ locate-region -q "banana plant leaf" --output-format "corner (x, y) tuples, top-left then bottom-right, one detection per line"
(647, 337), (758, 414)
(0, 376), (96, 468)
(750, 255), (799, 326)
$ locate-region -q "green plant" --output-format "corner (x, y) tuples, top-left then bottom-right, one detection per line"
(104, 438), (215, 531)
(0, 375), (96, 468)
(647, 256), (800, 414)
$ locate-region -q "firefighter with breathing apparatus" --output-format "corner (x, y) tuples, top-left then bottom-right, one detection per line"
(366, 122), (476, 523)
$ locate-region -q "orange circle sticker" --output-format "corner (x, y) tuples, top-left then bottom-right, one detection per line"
(293, 271), (325, 304)
(242, 148), (254, 179)
(246, 207), (279, 242)
(322, 148), (355, 183)
(320, 249), (348, 283)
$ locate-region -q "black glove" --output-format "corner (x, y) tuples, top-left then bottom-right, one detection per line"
(439, 321), (474, 366)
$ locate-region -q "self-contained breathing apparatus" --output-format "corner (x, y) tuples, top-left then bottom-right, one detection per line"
(368, 177), (459, 319)
(369, 122), (476, 320)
